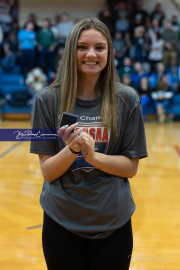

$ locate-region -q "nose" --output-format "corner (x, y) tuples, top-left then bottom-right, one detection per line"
(86, 48), (96, 58)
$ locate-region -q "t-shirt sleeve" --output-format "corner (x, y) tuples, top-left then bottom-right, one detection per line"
(120, 96), (148, 159)
(30, 93), (57, 155)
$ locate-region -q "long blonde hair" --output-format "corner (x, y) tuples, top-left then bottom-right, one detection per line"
(51, 17), (120, 136)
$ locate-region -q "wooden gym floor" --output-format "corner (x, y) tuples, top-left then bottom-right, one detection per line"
(0, 120), (180, 270)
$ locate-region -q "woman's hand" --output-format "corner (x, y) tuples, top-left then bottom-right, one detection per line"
(80, 132), (96, 164)
(57, 124), (83, 152)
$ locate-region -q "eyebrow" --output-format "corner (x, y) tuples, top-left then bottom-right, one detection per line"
(77, 42), (107, 46)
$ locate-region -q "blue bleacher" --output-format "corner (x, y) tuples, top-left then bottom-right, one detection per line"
(0, 73), (24, 84)
(1, 84), (28, 96)
(167, 94), (180, 115)
(2, 103), (32, 114)
(0, 72), (32, 117)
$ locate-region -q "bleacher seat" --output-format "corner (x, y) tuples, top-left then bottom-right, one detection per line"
(0, 74), (24, 84)
(172, 94), (180, 105)
(1, 84), (28, 96)
(2, 103), (32, 114)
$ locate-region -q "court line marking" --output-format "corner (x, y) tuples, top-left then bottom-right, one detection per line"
(26, 225), (42, 230)
(175, 146), (180, 158)
(0, 141), (23, 158)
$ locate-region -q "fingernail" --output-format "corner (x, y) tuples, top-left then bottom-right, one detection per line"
(79, 127), (83, 131)
(85, 139), (87, 142)
(79, 133), (82, 137)
(74, 123), (78, 126)
(64, 125), (69, 128)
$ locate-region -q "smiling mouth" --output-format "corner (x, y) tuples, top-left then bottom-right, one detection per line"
(83, 61), (98, 65)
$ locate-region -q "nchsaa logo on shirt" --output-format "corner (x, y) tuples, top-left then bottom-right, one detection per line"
(70, 122), (110, 172)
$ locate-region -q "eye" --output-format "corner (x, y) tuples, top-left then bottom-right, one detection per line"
(96, 46), (105, 51)
(77, 45), (86, 50)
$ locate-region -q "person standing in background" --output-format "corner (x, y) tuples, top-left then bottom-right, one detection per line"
(161, 20), (178, 74)
(148, 32), (164, 74)
(18, 21), (36, 77)
(57, 12), (74, 45)
(37, 18), (56, 72)
(150, 3), (165, 28)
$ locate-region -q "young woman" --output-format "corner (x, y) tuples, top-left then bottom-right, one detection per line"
(148, 32), (164, 74)
(18, 21), (36, 76)
(30, 17), (148, 270)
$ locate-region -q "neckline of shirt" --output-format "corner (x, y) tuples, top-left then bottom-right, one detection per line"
(76, 97), (101, 107)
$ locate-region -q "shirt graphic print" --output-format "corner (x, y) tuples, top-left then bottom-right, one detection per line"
(70, 122), (110, 172)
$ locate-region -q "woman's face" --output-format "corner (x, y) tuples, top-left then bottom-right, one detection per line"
(76, 29), (108, 78)
(26, 22), (34, 31)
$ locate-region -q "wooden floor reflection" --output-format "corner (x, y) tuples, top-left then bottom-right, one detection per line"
(0, 121), (180, 270)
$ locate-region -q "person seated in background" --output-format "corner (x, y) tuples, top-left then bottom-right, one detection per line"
(121, 73), (136, 88)
(18, 21), (36, 77)
(37, 18), (56, 72)
(1, 31), (19, 71)
(112, 31), (127, 66)
(25, 67), (48, 98)
(148, 32), (164, 74)
(98, 4), (114, 36)
(117, 57), (134, 77)
(131, 62), (149, 88)
(137, 77), (153, 120)
(151, 74), (174, 123)
(149, 62), (172, 89)
(150, 3), (165, 28)
(57, 12), (74, 45)
(161, 20), (179, 74)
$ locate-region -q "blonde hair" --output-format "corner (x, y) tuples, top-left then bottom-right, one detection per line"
(51, 17), (120, 136)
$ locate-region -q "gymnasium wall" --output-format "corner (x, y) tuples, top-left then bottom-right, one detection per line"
(19, 0), (180, 27)
(143, 0), (180, 21)
(19, 0), (105, 26)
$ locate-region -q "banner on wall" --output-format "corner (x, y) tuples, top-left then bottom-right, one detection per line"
(0, 0), (18, 34)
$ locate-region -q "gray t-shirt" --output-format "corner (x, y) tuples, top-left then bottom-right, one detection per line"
(30, 83), (148, 239)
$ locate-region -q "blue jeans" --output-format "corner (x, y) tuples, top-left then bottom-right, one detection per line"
(38, 49), (54, 71)
(20, 49), (35, 76)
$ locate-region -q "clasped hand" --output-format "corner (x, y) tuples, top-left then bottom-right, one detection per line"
(57, 124), (96, 164)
